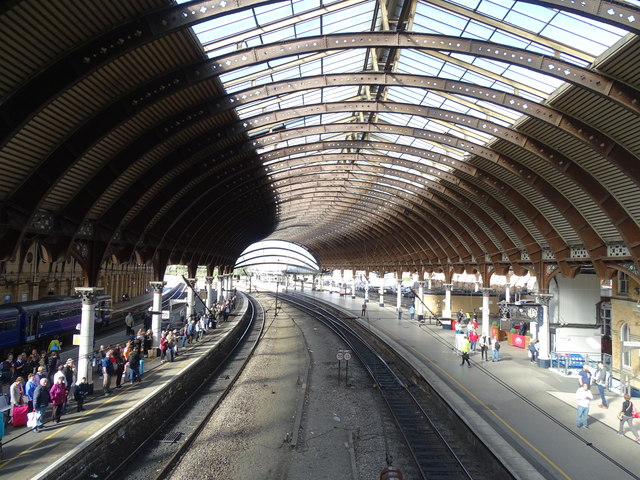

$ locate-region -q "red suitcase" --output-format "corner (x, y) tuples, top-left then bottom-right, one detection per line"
(12, 404), (29, 427)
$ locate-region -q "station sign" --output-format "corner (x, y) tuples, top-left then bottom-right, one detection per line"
(337, 348), (352, 360)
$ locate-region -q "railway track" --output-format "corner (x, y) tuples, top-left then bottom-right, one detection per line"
(106, 294), (266, 480)
(275, 292), (478, 480)
(415, 319), (640, 480)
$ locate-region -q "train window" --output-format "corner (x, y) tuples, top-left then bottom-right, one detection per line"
(39, 310), (59, 323)
(0, 316), (17, 331)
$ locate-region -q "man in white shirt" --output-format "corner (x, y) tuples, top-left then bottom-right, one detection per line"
(576, 383), (593, 429)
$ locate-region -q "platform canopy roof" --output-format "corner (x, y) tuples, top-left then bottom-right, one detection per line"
(1, 0), (640, 284)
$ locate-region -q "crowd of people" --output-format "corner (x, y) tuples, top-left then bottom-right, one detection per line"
(0, 295), (237, 452)
(573, 363), (640, 443)
(451, 312), (640, 444)
(454, 315), (502, 366)
(0, 346), (83, 438)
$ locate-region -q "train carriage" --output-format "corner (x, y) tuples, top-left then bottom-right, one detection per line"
(0, 295), (112, 355)
(0, 304), (22, 351)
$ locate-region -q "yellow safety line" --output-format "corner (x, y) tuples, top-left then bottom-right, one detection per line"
(409, 344), (572, 480)
(0, 361), (172, 468)
(0, 331), (218, 469)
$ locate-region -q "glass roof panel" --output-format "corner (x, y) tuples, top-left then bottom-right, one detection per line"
(177, 0), (631, 219)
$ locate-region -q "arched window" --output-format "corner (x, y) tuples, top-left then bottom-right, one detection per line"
(621, 323), (631, 369)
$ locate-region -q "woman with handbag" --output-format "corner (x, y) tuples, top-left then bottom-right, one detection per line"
(9, 376), (25, 407)
(49, 376), (67, 424)
(617, 393), (640, 442)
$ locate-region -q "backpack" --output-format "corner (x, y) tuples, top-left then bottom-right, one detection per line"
(495, 341), (500, 350)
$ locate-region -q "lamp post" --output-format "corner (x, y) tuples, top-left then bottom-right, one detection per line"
(274, 277), (280, 317)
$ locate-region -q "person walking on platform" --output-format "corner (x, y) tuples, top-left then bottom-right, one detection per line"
(529, 339), (539, 364)
(49, 376), (66, 425)
(361, 302), (367, 317)
(618, 393), (640, 442)
(125, 312), (135, 337)
(479, 335), (489, 361)
(491, 336), (500, 362)
(575, 383), (593, 429)
(409, 305), (415, 321)
(460, 337), (471, 367)
(101, 350), (114, 396)
(32, 378), (50, 432)
(594, 362), (608, 409)
(397, 306), (402, 321)
(468, 329), (478, 352)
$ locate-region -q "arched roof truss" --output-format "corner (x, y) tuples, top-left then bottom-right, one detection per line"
(1, 0), (640, 285)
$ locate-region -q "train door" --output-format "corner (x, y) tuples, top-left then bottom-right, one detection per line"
(25, 311), (39, 341)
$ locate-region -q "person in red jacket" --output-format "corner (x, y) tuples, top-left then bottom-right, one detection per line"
(159, 332), (169, 364)
(49, 376), (67, 424)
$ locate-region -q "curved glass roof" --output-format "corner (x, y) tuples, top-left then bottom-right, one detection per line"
(235, 240), (321, 273)
(175, 0), (634, 267)
(180, 0), (625, 169)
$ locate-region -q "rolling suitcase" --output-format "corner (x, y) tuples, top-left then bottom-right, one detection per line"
(12, 404), (29, 427)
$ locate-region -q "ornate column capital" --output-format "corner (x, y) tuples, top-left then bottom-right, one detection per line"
(186, 277), (197, 287)
(149, 281), (166, 293)
(535, 293), (553, 306)
(481, 287), (492, 296)
(205, 276), (214, 285)
(443, 283), (453, 291)
(75, 287), (104, 303)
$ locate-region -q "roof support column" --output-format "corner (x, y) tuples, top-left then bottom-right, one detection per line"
(217, 274), (224, 303)
(364, 272), (370, 303)
(481, 288), (492, 339)
(443, 283), (453, 319)
(185, 278), (197, 323)
(227, 274), (234, 297)
(149, 281), (166, 349)
(205, 276), (214, 310)
(535, 293), (554, 369)
(417, 281), (424, 321)
(505, 282), (511, 304)
(351, 273), (356, 299)
(75, 287), (103, 390)
(396, 277), (402, 312)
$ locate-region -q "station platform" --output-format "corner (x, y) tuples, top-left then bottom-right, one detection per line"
(0, 299), (245, 479)
(301, 288), (640, 480)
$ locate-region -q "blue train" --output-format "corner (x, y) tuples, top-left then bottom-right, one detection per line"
(0, 295), (111, 353)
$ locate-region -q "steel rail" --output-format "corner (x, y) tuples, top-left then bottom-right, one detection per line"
(275, 292), (474, 480)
